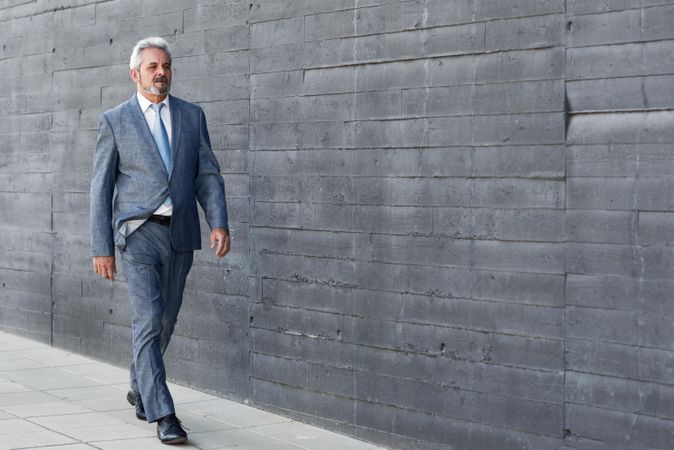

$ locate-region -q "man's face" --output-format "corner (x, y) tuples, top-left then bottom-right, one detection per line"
(131, 47), (172, 97)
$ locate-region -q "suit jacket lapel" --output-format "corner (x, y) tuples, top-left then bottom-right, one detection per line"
(127, 95), (170, 177)
(168, 94), (181, 180)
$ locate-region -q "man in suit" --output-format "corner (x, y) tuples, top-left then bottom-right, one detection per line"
(90, 36), (230, 444)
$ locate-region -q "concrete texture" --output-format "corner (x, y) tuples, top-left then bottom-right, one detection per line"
(0, 0), (673, 449)
(0, 331), (382, 449)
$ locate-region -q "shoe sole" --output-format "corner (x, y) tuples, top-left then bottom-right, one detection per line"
(126, 391), (147, 421)
(159, 435), (187, 445)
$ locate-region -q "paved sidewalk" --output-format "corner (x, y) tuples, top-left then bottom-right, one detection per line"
(0, 332), (384, 450)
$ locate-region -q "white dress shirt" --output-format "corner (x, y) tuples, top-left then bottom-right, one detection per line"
(136, 92), (173, 217)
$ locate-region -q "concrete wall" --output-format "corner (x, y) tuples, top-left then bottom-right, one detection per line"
(1, 0), (673, 448)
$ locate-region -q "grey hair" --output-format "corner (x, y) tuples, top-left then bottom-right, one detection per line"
(129, 37), (172, 71)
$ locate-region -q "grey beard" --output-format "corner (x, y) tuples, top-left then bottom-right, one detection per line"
(142, 83), (170, 95)
(139, 73), (170, 95)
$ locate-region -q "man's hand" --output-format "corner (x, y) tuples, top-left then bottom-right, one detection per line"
(210, 228), (230, 257)
(93, 256), (116, 281)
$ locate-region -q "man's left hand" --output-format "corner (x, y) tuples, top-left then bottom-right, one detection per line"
(210, 228), (230, 257)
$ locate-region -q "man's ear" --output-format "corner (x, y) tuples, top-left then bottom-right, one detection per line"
(130, 68), (139, 83)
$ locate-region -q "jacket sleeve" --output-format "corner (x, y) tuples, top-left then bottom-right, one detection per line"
(90, 114), (118, 257)
(194, 108), (229, 231)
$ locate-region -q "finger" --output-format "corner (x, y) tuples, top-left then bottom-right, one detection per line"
(219, 236), (231, 257)
(215, 237), (225, 257)
(100, 263), (108, 279)
(210, 233), (216, 249)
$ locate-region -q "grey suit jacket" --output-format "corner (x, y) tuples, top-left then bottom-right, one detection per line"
(90, 94), (228, 256)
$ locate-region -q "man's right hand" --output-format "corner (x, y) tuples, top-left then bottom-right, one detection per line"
(93, 256), (116, 281)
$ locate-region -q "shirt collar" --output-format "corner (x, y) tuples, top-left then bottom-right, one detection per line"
(136, 91), (170, 113)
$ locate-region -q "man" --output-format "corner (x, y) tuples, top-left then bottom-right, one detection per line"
(90, 36), (230, 444)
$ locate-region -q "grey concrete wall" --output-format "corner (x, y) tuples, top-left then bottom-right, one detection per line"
(1, 0), (673, 448)
(564, 3), (674, 449)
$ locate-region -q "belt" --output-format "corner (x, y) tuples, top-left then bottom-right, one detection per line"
(147, 215), (171, 226)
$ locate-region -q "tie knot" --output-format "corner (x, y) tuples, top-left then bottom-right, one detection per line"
(151, 103), (165, 114)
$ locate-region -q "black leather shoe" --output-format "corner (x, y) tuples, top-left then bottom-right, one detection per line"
(157, 414), (188, 444)
(126, 391), (147, 421)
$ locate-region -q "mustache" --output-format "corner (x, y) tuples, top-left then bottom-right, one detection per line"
(154, 76), (168, 83)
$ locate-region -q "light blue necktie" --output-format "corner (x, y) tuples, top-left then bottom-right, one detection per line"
(150, 103), (172, 207)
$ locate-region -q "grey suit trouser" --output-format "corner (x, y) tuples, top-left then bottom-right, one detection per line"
(121, 221), (193, 423)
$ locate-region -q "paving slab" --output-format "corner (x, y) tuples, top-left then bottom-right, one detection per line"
(0, 418), (78, 450)
(0, 332), (385, 450)
(1, 367), (102, 390)
(0, 381), (30, 394)
(250, 422), (386, 450)
(1, 400), (93, 418)
(35, 445), (98, 450)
